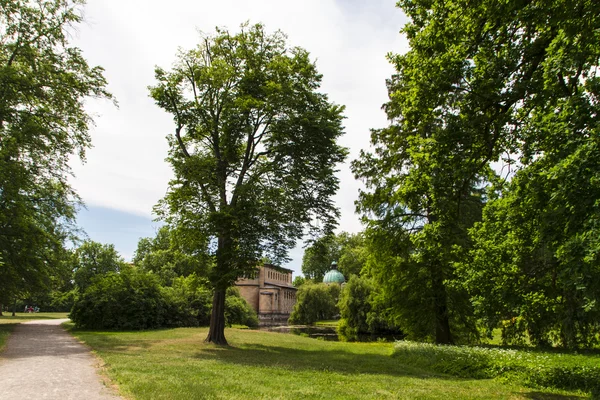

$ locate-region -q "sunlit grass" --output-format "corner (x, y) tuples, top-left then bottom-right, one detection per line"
(314, 320), (339, 327)
(393, 340), (600, 397)
(67, 324), (588, 400)
(0, 312), (69, 322)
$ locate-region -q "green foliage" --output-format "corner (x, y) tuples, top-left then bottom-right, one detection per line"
(70, 267), (169, 330)
(353, 0), (600, 347)
(393, 341), (600, 396)
(70, 270), (258, 330)
(224, 287), (258, 328)
(461, 154), (600, 348)
(337, 276), (373, 340)
(288, 282), (339, 325)
(337, 275), (402, 341)
(301, 232), (367, 281)
(72, 241), (124, 291)
(162, 274), (213, 327)
(149, 22), (346, 343)
(292, 276), (307, 287)
(47, 289), (77, 312)
(133, 226), (211, 285)
(0, 0), (112, 302)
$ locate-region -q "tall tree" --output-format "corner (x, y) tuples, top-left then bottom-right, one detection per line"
(355, 0), (600, 345)
(0, 0), (112, 302)
(150, 23), (346, 344)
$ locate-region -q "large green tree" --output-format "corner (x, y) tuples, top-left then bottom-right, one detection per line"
(0, 0), (112, 302)
(150, 23), (346, 344)
(462, 125), (600, 348)
(355, 0), (600, 345)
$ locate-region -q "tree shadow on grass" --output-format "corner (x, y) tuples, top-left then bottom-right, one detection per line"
(193, 342), (590, 398)
(195, 342), (475, 379)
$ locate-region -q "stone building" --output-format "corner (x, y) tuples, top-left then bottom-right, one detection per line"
(235, 264), (297, 326)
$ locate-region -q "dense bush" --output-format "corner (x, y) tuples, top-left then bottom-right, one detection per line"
(225, 287), (259, 328)
(337, 276), (402, 341)
(393, 341), (600, 396)
(337, 276), (372, 340)
(288, 282), (339, 325)
(160, 276), (211, 327)
(70, 270), (258, 330)
(70, 269), (169, 330)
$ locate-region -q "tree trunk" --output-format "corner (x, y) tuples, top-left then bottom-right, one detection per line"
(12, 298), (16, 316)
(205, 288), (228, 345)
(0, 303), (3, 316)
(432, 271), (453, 345)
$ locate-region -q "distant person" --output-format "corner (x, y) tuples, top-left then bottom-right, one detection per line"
(24, 305), (28, 313)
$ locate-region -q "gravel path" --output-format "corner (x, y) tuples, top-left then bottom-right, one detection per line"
(0, 319), (121, 399)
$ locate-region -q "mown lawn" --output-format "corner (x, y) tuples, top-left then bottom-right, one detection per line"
(0, 312), (69, 350)
(67, 325), (588, 400)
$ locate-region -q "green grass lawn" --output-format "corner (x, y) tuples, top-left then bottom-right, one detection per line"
(0, 312), (69, 350)
(67, 325), (588, 400)
(0, 312), (69, 322)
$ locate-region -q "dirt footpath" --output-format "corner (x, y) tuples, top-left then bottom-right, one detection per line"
(0, 319), (121, 399)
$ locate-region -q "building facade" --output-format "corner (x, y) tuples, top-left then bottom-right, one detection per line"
(235, 264), (297, 326)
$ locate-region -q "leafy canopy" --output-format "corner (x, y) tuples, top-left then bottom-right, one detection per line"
(0, 0), (112, 301)
(149, 23), (346, 344)
(355, 0), (600, 347)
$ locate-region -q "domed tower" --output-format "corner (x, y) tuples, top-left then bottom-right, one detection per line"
(323, 261), (345, 284)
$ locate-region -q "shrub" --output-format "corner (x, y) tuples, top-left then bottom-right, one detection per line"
(289, 283), (338, 325)
(337, 276), (402, 341)
(164, 274), (213, 326)
(225, 288), (259, 328)
(392, 341), (600, 396)
(70, 269), (168, 330)
(337, 276), (373, 340)
(70, 271), (259, 330)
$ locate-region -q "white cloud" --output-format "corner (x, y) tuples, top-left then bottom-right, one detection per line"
(69, 0), (409, 269)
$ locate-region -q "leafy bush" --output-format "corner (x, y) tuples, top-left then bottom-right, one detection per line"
(337, 276), (372, 340)
(289, 282), (338, 325)
(164, 274), (213, 326)
(70, 271), (259, 330)
(337, 276), (402, 341)
(393, 341), (600, 396)
(225, 287), (259, 328)
(70, 269), (169, 330)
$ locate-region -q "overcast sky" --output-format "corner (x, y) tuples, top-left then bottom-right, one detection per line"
(70, 0), (409, 276)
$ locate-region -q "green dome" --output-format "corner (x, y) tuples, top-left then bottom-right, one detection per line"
(323, 269), (345, 284)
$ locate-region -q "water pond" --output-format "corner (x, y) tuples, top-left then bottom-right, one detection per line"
(261, 325), (402, 342)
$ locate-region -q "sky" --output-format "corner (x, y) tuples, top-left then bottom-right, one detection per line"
(70, 0), (409, 277)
